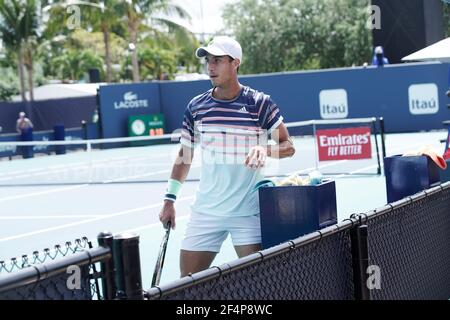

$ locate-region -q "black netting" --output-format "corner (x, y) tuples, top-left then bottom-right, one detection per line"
(146, 184), (450, 301)
(0, 264), (92, 300)
(0, 238), (90, 274)
(367, 187), (450, 300)
(157, 231), (354, 300)
(0, 238), (106, 300)
(89, 262), (104, 300)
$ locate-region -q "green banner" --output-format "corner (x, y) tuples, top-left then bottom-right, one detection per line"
(128, 114), (166, 146)
(128, 114), (165, 137)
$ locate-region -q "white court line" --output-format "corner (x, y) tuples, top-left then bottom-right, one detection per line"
(122, 164), (384, 234)
(0, 184), (88, 203)
(333, 164), (380, 179)
(284, 159), (349, 176)
(0, 152), (174, 180)
(0, 214), (106, 219)
(0, 137), (443, 241)
(123, 216), (190, 234)
(284, 137), (439, 177)
(0, 137), (439, 203)
(102, 164), (202, 184)
(0, 138), (423, 203)
(0, 196), (194, 243)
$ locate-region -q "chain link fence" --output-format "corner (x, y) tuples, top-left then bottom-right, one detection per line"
(0, 265), (93, 300)
(0, 238), (90, 274)
(1, 183), (449, 300)
(145, 182), (450, 300)
(0, 237), (108, 300)
(146, 225), (356, 300)
(366, 185), (450, 299)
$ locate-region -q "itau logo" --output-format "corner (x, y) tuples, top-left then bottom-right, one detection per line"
(408, 83), (439, 115)
(319, 89), (349, 119)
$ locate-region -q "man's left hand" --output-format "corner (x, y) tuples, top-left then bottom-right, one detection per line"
(245, 146), (267, 169)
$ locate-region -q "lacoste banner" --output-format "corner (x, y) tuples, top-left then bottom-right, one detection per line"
(98, 83), (161, 138)
(316, 127), (372, 161)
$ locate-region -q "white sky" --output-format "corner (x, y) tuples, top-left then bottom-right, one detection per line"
(172, 0), (238, 38)
(0, 1), (237, 51)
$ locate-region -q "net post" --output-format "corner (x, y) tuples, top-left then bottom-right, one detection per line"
(371, 118), (382, 175)
(81, 120), (87, 141)
(87, 141), (93, 183)
(112, 232), (144, 300)
(350, 224), (370, 300)
(97, 231), (116, 300)
(379, 117), (386, 161)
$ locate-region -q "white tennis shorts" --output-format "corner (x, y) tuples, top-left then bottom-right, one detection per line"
(181, 211), (261, 252)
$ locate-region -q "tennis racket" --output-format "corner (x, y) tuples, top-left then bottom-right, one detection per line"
(151, 221), (171, 287)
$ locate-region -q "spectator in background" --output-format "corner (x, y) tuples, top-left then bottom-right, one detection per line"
(372, 46), (389, 67)
(16, 111), (33, 134)
(92, 109), (99, 123)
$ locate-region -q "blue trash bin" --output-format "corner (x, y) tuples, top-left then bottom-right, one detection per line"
(384, 155), (441, 203)
(439, 159), (450, 183)
(53, 125), (66, 155)
(20, 127), (34, 159)
(259, 179), (337, 249)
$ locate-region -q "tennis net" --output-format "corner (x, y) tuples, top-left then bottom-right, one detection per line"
(0, 118), (384, 186)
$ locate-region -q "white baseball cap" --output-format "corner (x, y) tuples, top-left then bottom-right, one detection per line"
(375, 46), (383, 54)
(196, 36), (242, 64)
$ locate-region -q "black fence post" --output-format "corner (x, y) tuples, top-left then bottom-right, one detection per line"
(350, 224), (370, 300)
(113, 232), (144, 300)
(97, 231), (116, 300)
(372, 119), (382, 175)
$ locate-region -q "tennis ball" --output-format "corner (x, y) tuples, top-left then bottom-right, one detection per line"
(308, 170), (323, 186)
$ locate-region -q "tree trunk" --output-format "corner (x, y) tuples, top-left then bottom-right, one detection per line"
(26, 71), (34, 101)
(18, 46), (27, 102)
(25, 48), (34, 101)
(129, 22), (140, 82)
(103, 26), (112, 83)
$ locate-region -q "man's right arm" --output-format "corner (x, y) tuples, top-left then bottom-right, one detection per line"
(159, 145), (194, 229)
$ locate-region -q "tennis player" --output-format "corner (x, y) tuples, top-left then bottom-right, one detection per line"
(159, 36), (295, 277)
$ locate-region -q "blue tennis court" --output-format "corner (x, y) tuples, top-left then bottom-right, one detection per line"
(0, 129), (447, 287)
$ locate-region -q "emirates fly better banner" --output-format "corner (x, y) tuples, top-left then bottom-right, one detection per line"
(316, 127), (372, 161)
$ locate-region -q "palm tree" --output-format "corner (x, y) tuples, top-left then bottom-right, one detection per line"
(22, 0), (40, 101)
(53, 49), (104, 81)
(0, 0), (39, 101)
(45, 1), (123, 83)
(120, 0), (192, 82)
(85, 0), (122, 82)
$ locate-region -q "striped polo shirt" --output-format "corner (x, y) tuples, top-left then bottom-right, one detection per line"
(180, 85), (283, 217)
